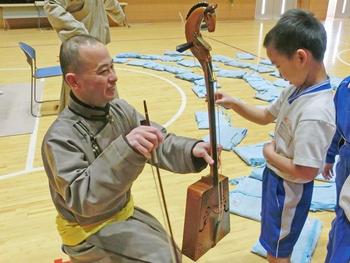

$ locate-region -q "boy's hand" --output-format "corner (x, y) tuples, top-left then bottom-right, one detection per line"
(263, 140), (276, 162)
(322, 163), (334, 180)
(214, 91), (239, 109)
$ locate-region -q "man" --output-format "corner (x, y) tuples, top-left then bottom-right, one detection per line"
(323, 76), (350, 263)
(42, 34), (215, 262)
(44, 0), (126, 112)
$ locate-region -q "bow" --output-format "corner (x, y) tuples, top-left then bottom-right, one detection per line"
(141, 101), (180, 263)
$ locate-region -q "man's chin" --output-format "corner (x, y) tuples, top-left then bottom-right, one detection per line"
(106, 90), (116, 99)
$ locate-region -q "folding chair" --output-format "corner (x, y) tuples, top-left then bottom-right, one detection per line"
(18, 42), (62, 117)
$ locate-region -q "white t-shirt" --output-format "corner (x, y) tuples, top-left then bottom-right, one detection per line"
(266, 80), (336, 182)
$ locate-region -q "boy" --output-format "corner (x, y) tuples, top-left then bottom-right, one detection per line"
(323, 76), (350, 263)
(215, 9), (335, 263)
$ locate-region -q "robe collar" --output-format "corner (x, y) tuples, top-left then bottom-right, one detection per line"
(68, 92), (111, 121)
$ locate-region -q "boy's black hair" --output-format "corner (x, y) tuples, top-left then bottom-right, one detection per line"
(263, 9), (327, 61)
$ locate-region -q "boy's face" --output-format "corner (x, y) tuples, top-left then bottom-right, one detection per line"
(266, 45), (308, 88)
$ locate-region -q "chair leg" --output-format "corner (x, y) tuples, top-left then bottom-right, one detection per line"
(33, 78), (41, 103)
(30, 78), (57, 118)
(33, 78), (59, 103)
(30, 76), (38, 117)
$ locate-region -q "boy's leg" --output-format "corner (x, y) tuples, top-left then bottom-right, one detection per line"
(325, 210), (350, 263)
(267, 254), (290, 263)
(325, 153), (350, 263)
(259, 167), (313, 259)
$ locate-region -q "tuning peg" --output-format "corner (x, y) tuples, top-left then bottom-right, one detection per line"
(176, 42), (193, 53)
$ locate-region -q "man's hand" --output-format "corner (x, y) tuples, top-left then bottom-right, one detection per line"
(126, 126), (163, 158)
(322, 163), (334, 180)
(192, 142), (222, 165)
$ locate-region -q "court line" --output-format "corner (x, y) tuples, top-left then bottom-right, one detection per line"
(116, 67), (187, 128)
(336, 48), (350, 66)
(0, 67), (187, 180)
(0, 67), (28, 71)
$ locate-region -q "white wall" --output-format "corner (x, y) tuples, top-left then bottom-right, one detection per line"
(255, 0), (297, 19)
(333, 0), (350, 17)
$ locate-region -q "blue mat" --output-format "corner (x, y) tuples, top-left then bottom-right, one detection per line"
(230, 175), (336, 213)
(216, 69), (247, 78)
(233, 143), (266, 167)
(192, 82), (220, 98)
(175, 72), (203, 82)
(236, 52), (255, 60)
(177, 59), (201, 68)
(194, 111), (231, 129)
(251, 217), (323, 263)
(255, 87), (283, 102)
(203, 126), (247, 150)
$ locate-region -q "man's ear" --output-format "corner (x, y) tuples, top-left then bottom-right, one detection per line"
(296, 49), (308, 65)
(65, 73), (79, 92)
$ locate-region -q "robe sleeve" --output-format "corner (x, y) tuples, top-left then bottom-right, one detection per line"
(42, 123), (146, 217)
(103, 0), (126, 26)
(44, 0), (89, 42)
(115, 99), (208, 174)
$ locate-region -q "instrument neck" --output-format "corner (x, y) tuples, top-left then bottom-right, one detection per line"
(202, 60), (219, 185)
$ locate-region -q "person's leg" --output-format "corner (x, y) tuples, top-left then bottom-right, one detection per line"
(87, 207), (181, 263)
(267, 254), (290, 263)
(62, 207), (180, 263)
(63, 241), (123, 263)
(325, 149), (350, 263)
(260, 168), (313, 260)
(325, 210), (350, 263)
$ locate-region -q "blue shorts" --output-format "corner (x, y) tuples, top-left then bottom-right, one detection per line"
(259, 167), (313, 258)
(325, 145), (350, 263)
(325, 208), (350, 263)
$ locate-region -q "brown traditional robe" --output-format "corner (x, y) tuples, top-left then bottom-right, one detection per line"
(42, 94), (207, 262)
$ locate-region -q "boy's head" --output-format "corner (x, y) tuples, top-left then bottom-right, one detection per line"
(264, 9), (327, 88)
(264, 9), (327, 62)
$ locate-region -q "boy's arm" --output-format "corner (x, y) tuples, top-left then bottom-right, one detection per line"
(326, 127), (342, 164)
(215, 91), (275, 125)
(323, 128), (342, 179)
(263, 141), (319, 183)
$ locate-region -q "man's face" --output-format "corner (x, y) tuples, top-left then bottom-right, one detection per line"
(266, 45), (308, 88)
(74, 43), (117, 107)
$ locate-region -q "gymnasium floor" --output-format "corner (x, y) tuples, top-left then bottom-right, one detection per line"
(0, 18), (350, 262)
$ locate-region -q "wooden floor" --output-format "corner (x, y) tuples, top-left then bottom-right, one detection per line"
(1, 18), (350, 262)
